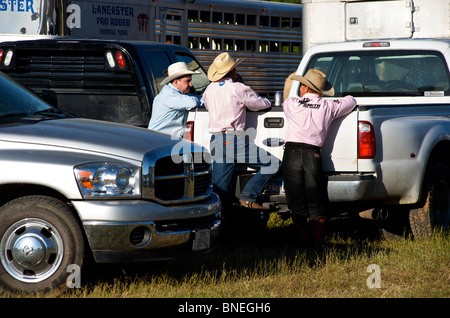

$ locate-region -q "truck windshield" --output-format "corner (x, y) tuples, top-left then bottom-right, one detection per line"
(305, 50), (450, 97)
(0, 72), (55, 120)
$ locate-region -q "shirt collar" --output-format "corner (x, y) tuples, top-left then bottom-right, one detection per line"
(167, 83), (183, 94)
(302, 93), (320, 100)
(216, 77), (233, 83)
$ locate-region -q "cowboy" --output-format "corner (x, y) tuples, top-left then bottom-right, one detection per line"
(202, 52), (280, 214)
(148, 61), (204, 139)
(283, 69), (357, 246)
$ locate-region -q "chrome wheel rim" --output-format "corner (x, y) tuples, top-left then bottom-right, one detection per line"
(0, 218), (64, 283)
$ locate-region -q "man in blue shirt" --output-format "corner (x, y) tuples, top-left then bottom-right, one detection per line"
(148, 62), (204, 139)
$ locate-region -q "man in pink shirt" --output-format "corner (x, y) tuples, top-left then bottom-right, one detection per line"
(283, 69), (356, 246)
(203, 53), (280, 216)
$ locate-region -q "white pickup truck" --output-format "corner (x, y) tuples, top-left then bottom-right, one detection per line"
(186, 38), (450, 238)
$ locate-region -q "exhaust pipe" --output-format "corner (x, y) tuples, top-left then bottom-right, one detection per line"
(359, 208), (389, 220)
(379, 208), (389, 220)
(359, 209), (379, 220)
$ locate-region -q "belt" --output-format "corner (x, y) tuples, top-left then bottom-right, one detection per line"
(285, 141), (320, 151)
(211, 128), (237, 135)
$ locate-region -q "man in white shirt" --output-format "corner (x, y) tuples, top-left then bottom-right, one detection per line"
(148, 62), (204, 139)
(203, 53), (280, 212)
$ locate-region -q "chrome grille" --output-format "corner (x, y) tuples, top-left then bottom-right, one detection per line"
(143, 151), (212, 204)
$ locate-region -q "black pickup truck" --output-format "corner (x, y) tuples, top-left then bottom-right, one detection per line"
(0, 38), (210, 127)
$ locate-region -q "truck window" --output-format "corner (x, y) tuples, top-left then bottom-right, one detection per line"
(139, 49), (209, 95)
(305, 50), (450, 97)
(174, 53), (209, 95)
(139, 50), (172, 94)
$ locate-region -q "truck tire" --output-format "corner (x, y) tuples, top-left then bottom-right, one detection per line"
(409, 163), (450, 238)
(0, 196), (85, 293)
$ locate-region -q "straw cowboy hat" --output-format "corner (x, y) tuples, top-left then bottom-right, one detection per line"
(160, 62), (200, 86)
(292, 69), (335, 96)
(207, 52), (244, 82)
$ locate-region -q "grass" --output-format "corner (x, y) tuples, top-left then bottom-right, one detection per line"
(4, 213), (450, 299)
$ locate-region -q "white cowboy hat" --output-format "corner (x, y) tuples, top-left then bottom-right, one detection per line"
(292, 69), (335, 96)
(160, 62), (200, 86)
(207, 52), (244, 82)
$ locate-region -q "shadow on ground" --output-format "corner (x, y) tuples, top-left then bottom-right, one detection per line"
(83, 210), (386, 287)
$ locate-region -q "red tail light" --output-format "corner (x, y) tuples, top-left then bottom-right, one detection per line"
(116, 51), (126, 68)
(358, 121), (376, 159)
(0, 50), (3, 64)
(184, 121), (195, 141)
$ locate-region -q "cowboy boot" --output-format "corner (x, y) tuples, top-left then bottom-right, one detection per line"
(310, 217), (326, 247)
(293, 217), (310, 247)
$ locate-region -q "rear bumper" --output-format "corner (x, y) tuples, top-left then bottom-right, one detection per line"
(326, 174), (376, 202)
(263, 174), (376, 204)
(72, 193), (221, 263)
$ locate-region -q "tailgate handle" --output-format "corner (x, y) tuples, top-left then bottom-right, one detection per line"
(264, 117), (284, 128)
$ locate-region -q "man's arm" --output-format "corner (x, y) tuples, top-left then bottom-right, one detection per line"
(332, 95), (357, 118)
(167, 93), (204, 110)
(240, 85), (271, 111)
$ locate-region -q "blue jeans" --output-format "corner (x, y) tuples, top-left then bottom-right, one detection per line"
(210, 133), (280, 205)
(282, 142), (326, 221)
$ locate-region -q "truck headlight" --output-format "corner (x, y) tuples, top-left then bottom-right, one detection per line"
(74, 163), (141, 198)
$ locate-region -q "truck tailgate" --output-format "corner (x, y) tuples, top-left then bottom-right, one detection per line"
(188, 107), (358, 173)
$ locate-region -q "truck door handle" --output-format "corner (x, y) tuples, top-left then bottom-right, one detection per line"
(264, 117), (284, 128)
